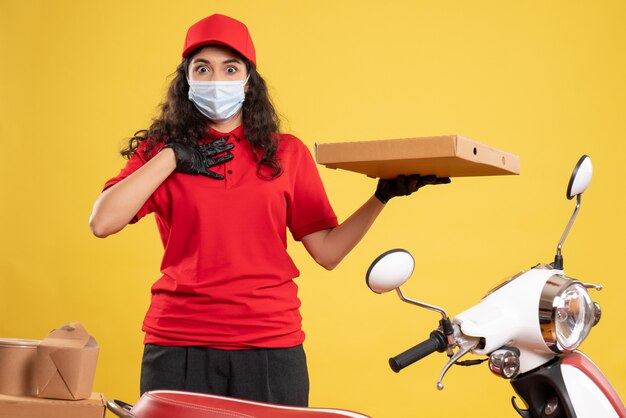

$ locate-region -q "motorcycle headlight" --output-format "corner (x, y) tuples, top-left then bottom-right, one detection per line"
(539, 275), (596, 353)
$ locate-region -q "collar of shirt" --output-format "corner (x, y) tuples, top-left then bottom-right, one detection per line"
(209, 124), (244, 143)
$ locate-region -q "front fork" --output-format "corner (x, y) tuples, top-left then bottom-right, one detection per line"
(510, 356), (576, 418)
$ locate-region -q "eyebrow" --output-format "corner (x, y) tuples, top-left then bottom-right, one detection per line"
(191, 58), (244, 65)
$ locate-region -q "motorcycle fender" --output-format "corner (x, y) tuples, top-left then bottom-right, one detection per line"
(562, 352), (625, 418)
(511, 354), (624, 418)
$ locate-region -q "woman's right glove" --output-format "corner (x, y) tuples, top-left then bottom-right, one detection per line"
(375, 174), (451, 204)
(162, 137), (234, 180)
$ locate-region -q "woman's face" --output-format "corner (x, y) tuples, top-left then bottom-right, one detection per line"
(188, 45), (248, 82)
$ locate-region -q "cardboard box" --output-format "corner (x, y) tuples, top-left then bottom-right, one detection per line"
(0, 392), (106, 418)
(315, 135), (520, 178)
(0, 339), (40, 396)
(35, 323), (99, 400)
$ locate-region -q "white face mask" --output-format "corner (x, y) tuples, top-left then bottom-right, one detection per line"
(187, 75), (249, 122)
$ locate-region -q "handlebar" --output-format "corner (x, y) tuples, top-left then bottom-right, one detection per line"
(389, 330), (447, 373)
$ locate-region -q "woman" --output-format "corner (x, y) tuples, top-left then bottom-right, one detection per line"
(89, 13), (449, 407)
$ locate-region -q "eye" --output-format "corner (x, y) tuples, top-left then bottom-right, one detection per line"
(226, 66), (237, 74)
(197, 65), (209, 73)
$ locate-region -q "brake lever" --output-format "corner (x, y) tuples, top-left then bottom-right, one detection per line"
(436, 338), (480, 390)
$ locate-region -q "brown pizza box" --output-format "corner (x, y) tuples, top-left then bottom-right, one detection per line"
(0, 392), (106, 418)
(315, 135), (520, 178)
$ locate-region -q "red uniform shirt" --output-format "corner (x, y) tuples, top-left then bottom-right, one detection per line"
(104, 126), (338, 349)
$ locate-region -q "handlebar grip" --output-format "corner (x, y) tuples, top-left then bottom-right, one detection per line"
(389, 330), (447, 373)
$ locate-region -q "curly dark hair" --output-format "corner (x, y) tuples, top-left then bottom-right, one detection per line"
(121, 49), (282, 178)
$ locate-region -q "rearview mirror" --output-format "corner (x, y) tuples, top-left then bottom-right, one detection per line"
(365, 249), (415, 294)
(567, 155), (592, 199)
(553, 155), (593, 270)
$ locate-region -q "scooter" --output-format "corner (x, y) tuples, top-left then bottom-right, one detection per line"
(106, 391), (371, 418)
(365, 155), (625, 417)
(107, 156), (623, 417)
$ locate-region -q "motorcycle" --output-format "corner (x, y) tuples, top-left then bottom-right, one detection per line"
(365, 155), (625, 417)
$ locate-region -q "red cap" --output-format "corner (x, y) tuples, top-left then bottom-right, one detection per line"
(182, 14), (256, 65)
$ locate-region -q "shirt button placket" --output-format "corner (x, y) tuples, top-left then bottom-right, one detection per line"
(223, 136), (234, 187)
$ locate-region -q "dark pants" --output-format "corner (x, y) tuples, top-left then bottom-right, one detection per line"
(140, 344), (309, 407)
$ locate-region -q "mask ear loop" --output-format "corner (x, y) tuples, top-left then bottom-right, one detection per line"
(181, 60), (192, 85)
(242, 73), (251, 96)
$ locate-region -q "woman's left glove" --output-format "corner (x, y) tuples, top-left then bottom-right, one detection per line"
(375, 174), (451, 204)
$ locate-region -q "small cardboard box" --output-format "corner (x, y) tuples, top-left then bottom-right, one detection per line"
(0, 392), (106, 418)
(35, 323), (99, 400)
(315, 135), (520, 178)
(0, 339), (40, 397)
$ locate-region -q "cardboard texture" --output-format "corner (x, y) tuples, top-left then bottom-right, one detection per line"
(0, 339), (40, 397)
(315, 135), (520, 178)
(0, 392), (106, 418)
(35, 323), (99, 400)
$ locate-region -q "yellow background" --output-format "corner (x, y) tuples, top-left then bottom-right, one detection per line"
(1, 1), (624, 416)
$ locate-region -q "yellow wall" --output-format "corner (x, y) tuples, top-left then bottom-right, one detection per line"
(1, 1), (624, 416)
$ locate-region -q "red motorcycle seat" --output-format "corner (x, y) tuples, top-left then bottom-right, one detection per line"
(130, 390), (371, 418)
